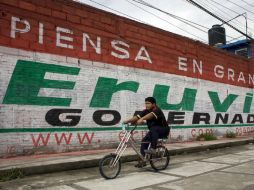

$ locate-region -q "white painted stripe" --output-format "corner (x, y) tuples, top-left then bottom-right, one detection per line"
(163, 161), (229, 177)
(75, 172), (179, 190)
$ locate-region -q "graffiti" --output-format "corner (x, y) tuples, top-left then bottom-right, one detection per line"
(31, 133), (95, 147)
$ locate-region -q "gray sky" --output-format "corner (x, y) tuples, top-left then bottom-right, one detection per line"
(78, 0), (254, 44)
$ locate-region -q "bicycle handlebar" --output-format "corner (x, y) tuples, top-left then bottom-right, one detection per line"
(121, 123), (138, 132)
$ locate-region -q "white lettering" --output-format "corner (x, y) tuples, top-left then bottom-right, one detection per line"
(56, 27), (73, 49)
(83, 33), (101, 54)
(178, 57), (187, 71)
(39, 23), (44, 44)
(111, 40), (129, 59)
(135, 46), (152, 64)
(249, 74), (254, 85)
(193, 59), (202, 75)
(228, 68), (234, 81)
(238, 72), (246, 83)
(11, 16), (30, 38)
(214, 65), (224, 78)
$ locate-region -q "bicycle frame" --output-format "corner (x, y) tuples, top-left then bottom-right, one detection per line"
(112, 125), (149, 167)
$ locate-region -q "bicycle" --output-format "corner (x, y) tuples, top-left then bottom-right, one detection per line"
(99, 124), (170, 179)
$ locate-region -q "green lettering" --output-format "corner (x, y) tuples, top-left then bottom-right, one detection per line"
(90, 77), (139, 108)
(208, 91), (238, 112)
(243, 93), (253, 113)
(153, 85), (197, 111)
(3, 60), (80, 106)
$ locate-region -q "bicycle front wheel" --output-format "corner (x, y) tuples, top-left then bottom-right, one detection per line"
(150, 146), (170, 171)
(99, 154), (121, 179)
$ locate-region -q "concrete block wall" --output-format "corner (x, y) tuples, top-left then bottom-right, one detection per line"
(0, 0), (254, 157)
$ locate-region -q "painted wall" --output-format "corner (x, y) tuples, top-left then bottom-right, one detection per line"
(0, 0), (254, 157)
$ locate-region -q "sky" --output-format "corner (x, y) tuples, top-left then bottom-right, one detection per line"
(77, 0), (254, 44)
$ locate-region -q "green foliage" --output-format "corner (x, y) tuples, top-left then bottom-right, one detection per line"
(226, 131), (236, 138)
(196, 133), (217, 141)
(0, 168), (24, 182)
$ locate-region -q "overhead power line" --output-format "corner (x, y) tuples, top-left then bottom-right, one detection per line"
(197, 0), (251, 32)
(126, 0), (207, 42)
(86, 0), (207, 42)
(87, 0), (148, 24)
(186, 0), (253, 40)
(133, 0), (237, 41)
(208, 0), (254, 23)
(226, 0), (254, 15)
(133, 0), (209, 32)
(242, 0), (254, 8)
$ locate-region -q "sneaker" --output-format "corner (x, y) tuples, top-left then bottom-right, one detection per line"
(144, 148), (156, 155)
(134, 161), (147, 168)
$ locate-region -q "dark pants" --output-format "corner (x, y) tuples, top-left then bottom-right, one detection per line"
(140, 126), (170, 156)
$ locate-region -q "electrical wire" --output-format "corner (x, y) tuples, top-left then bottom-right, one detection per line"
(201, 0), (253, 31)
(133, 0), (240, 41)
(126, 0), (207, 42)
(226, 0), (254, 15)
(87, 0), (148, 24)
(241, 0), (254, 8)
(209, 0), (254, 23)
(88, 0), (207, 42)
(133, 0), (209, 32)
(196, 0), (247, 33)
(186, 0), (253, 39)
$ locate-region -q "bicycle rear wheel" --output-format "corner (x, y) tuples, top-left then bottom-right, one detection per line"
(99, 154), (121, 179)
(150, 146), (170, 171)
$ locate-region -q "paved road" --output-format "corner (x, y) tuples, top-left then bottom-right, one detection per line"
(1, 144), (254, 190)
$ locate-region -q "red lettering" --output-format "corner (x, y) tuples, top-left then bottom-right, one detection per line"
(6, 146), (16, 154)
(206, 128), (213, 134)
(31, 133), (51, 147)
(198, 129), (203, 135)
(54, 133), (72, 145)
(77, 132), (94, 144)
(118, 131), (125, 141)
(191, 129), (196, 137)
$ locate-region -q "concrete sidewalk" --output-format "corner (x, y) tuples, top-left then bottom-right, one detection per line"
(0, 136), (254, 177)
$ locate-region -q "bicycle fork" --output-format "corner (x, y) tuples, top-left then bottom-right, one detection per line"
(111, 131), (131, 167)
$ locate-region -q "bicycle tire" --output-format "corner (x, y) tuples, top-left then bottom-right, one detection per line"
(99, 154), (121, 179)
(149, 146), (170, 171)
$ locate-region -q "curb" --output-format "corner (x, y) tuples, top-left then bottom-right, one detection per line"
(1, 138), (254, 177)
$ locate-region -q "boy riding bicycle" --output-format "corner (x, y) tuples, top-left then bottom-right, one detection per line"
(123, 97), (170, 167)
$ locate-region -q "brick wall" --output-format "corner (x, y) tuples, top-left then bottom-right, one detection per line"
(0, 0), (254, 157)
